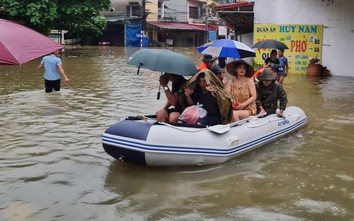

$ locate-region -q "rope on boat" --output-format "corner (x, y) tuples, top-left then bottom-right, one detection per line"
(137, 115), (148, 122)
(246, 115), (290, 128)
(159, 122), (207, 132)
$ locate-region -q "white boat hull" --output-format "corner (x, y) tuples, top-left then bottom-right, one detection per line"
(102, 106), (307, 166)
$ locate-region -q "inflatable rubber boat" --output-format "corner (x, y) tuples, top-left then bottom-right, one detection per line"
(102, 106), (307, 166)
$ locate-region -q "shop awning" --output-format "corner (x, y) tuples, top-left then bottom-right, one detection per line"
(215, 2), (254, 34)
(106, 16), (141, 22)
(147, 21), (218, 31)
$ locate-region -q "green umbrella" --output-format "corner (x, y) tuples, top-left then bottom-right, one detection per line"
(127, 49), (197, 76)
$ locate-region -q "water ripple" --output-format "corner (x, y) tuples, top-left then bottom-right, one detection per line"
(1, 47), (354, 220)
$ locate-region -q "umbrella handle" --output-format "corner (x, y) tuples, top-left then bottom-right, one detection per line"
(137, 63), (142, 75)
(157, 87), (161, 100)
(157, 72), (163, 100)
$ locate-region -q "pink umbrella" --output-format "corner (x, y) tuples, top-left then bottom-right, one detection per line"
(0, 18), (64, 65)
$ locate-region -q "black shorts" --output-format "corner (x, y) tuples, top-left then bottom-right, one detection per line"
(166, 108), (182, 115)
(276, 71), (286, 77)
(45, 79), (61, 93)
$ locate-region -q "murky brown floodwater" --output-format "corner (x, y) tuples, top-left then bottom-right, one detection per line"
(1, 46), (354, 221)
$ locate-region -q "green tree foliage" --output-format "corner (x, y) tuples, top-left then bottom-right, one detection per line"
(0, 0), (111, 36)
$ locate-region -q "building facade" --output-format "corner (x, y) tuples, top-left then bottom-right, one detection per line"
(100, 0), (219, 47)
(254, 0), (353, 76)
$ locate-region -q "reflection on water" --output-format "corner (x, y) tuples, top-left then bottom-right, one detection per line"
(1, 47), (354, 220)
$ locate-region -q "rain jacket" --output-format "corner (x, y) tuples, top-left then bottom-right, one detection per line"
(252, 68), (265, 82)
(178, 69), (233, 124)
(255, 81), (287, 114)
(197, 61), (208, 72)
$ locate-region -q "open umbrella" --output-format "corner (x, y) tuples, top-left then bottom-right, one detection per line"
(252, 39), (288, 50)
(197, 39), (256, 58)
(0, 19), (64, 65)
(127, 49), (197, 76)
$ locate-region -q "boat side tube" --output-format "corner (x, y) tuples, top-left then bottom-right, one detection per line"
(103, 120), (153, 165)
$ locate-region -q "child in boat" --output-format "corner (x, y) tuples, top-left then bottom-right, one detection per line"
(255, 68), (288, 118)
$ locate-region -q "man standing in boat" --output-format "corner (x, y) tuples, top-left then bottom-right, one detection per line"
(156, 73), (187, 122)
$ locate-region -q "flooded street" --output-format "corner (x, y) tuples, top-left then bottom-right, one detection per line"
(1, 46), (354, 221)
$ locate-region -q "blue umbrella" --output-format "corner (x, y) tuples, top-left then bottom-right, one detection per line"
(197, 39), (256, 58)
(127, 49), (197, 76)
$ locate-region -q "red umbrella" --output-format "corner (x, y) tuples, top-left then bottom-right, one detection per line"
(0, 19), (64, 65)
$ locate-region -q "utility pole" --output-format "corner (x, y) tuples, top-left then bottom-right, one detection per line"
(141, 0), (146, 47)
(206, 18), (209, 42)
(205, 2), (209, 43)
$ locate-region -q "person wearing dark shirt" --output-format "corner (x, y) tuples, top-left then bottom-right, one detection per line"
(256, 68), (288, 118)
(156, 73), (187, 122)
(218, 57), (226, 68)
(264, 49), (280, 67)
(264, 49), (284, 81)
(184, 72), (221, 126)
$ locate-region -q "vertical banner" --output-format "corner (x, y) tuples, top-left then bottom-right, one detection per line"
(209, 31), (217, 42)
(253, 24), (323, 74)
(125, 24), (141, 47)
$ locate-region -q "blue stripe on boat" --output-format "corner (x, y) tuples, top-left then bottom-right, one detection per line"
(103, 143), (147, 165)
(102, 118), (307, 156)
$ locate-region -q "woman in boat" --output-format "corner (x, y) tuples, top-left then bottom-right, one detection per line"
(226, 60), (257, 122)
(256, 68), (288, 118)
(179, 69), (232, 125)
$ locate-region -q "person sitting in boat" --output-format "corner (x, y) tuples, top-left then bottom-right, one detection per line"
(226, 60), (257, 122)
(256, 68), (288, 118)
(180, 70), (232, 125)
(156, 73), (187, 122)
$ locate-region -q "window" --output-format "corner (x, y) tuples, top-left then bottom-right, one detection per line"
(189, 6), (198, 19)
(127, 3), (140, 17)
